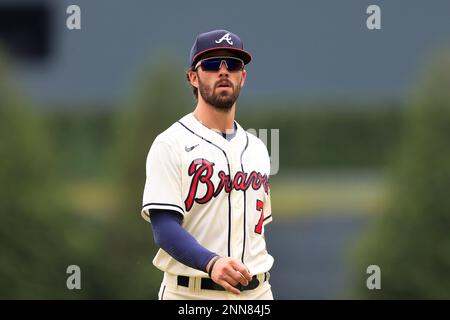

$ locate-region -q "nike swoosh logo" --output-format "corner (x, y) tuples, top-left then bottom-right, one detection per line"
(185, 144), (199, 152)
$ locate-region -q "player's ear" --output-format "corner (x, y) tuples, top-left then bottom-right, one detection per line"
(240, 69), (247, 87)
(187, 68), (199, 88)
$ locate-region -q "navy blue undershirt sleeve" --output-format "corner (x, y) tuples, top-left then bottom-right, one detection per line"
(149, 209), (218, 272)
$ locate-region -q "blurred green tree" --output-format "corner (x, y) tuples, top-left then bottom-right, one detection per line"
(100, 58), (192, 298)
(0, 52), (74, 298)
(352, 49), (450, 299)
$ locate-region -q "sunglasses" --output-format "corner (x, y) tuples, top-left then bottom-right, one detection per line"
(195, 57), (244, 72)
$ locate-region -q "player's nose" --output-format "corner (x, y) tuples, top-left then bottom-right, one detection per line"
(218, 61), (230, 76)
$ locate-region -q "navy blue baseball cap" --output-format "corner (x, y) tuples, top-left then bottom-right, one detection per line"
(189, 29), (252, 67)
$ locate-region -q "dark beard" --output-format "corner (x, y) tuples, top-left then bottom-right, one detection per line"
(198, 78), (241, 111)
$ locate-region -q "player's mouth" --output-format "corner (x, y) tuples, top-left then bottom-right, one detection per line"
(216, 81), (232, 89)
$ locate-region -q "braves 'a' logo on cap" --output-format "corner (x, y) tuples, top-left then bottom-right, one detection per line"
(215, 33), (233, 45)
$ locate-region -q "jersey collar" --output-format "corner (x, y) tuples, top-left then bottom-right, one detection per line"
(181, 112), (247, 153)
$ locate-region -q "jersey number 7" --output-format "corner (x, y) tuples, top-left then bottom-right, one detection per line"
(255, 199), (264, 234)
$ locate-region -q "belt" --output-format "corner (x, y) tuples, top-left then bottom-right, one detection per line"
(177, 272), (269, 292)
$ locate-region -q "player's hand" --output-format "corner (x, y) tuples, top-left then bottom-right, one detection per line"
(206, 256), (253, 295)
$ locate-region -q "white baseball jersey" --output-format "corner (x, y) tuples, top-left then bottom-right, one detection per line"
(141, 112), (274, 277)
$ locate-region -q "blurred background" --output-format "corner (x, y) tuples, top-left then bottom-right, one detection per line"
(1, 0), (450, 299)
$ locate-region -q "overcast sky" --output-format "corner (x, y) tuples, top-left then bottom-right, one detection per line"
(8, 0), (450, 106)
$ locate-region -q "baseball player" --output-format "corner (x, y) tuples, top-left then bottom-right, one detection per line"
(141, 29), (274, 300)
